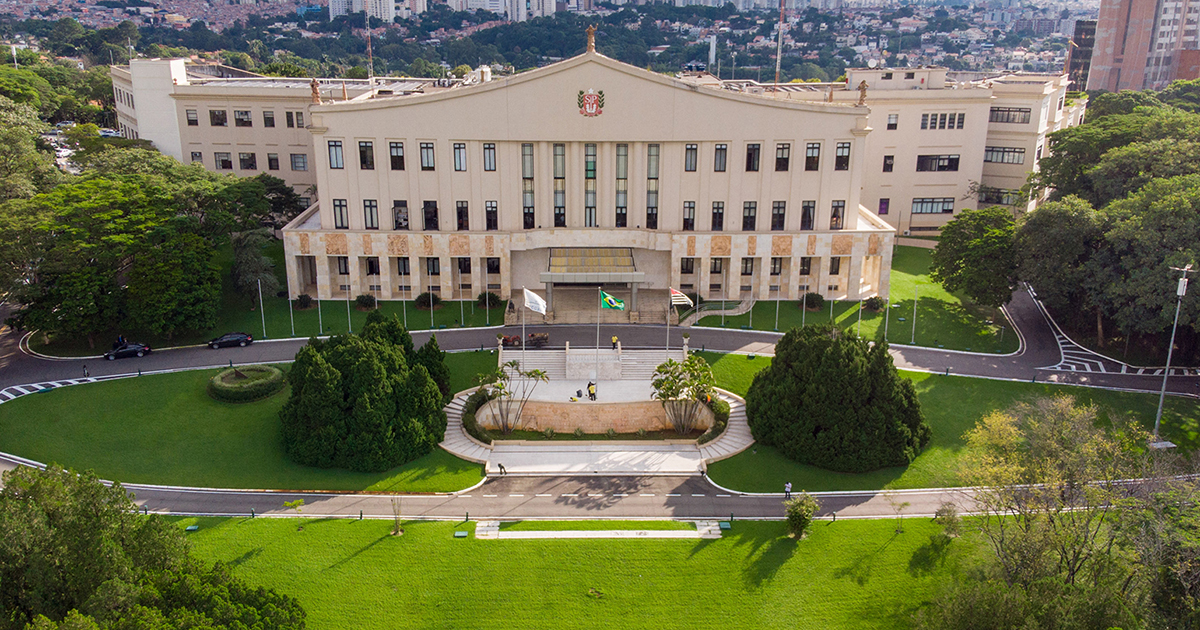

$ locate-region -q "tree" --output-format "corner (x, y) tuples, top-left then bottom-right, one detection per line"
(930, 207), (1018, 309)
(230, 228), (280, 304)
(253, 173), (307, 229)
(481, 360), (549, 434)
(1087, 138), (1200, 207)
(745, 324), (930, 473)
(784, 493), (819, 538)
(414, 334), (451, 404)
(125, 231), (221, 338)
(650, 354), (715, 434)
(363, 310), (415, 358)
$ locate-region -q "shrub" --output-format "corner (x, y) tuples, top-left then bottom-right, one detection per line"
(706, 396), (730, 424)
(207, 364), (286, 403)
(785, 493), (820, 537)
(606, 428), (616, 439)
(934, 502), (961, 538)
(295, 293), (313, 309)
(803, 291), (825, 310)
(864, 295), (886, 311)
(697, 420), (726, 444)
(573, 427), (585, 438)
(477, 291), (502, 308)
(415, 292), (442, 309)
(636, 428), (647, 438)
(464, 387), (496, 416)
(542, 428), (555, 440)
(355, 293), (377, 309)
(746, 323), (930, 473)
(462, 411), (493, 445)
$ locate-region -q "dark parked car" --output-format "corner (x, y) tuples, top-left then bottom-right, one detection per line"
(208, 332), (253, 349)
(104, 342), (151, 360)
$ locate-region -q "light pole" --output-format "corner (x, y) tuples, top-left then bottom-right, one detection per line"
(1152, 263), (1192, 448)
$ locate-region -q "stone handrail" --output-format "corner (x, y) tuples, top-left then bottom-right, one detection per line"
(679, 295), (755, 327)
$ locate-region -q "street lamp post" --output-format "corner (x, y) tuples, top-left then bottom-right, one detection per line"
(1152, 264), (1192, 448)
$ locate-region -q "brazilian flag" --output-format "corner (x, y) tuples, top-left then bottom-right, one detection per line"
(600, 290), (626, 310)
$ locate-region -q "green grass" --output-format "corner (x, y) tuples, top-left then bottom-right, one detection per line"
(0, 352), (500, 491)
(701, 351), (1200, 493)
(175, 516), (979, 629)
(29, 239), (508, 357)
(695, 246), (1017, 354)
(497, 520), (696, 531)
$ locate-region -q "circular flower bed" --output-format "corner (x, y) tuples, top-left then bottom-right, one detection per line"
(207, 365), (286, 403)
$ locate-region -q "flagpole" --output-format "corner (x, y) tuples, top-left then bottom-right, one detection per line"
(521, 286), (526, 372)
(666, 298), (670, 359)
(595, 286), (601, 379)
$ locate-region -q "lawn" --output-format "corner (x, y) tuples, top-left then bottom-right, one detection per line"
(175, 516), (979, 630)
(695, 246), (1017, 354)
(0, 352), (499, 491)
(702, 351), (1200, 493)
(497, 520), (696, 531)
(29, 239), (508, 357)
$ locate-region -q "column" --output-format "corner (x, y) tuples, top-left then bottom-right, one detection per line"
(439, 256), (452, 296)
(847, 249), (865, 301)
(757, 257), (772, 300)
(380, 256), (395, 300)
(545, 281), (553, 312)
(630, 282), (638, 311)
(346, 256), (362, 299)
(698, 257), (712, 300)
(315, 255), (332, 300)
(284, 252), (301, 299)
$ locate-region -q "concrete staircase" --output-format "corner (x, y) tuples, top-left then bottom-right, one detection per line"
(439, 389), (491, 464)
(619, 349), (686, 380)
(698, 390), (754, 463)
(509, 350), (567, 381)
(679, 295), (756, 327)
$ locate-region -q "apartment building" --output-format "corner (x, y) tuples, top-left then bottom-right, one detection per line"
(1090, 0), (1200, 90)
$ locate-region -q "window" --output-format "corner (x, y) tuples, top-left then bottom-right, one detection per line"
(553, 143), (566, 227)
(741, 258), (754, 276)
(978, 188), (1022, 205)
(214, 152), (233, 170)
(523, 143), (536, 229)
(263, 111), (275, 127)
(294, 112), (304, 127)
(486, 258), (500, 274)
(711, 202), (724, 231)
(775, 143), (790, 171)
(615, 144), (628, 227)
(453, 143), (466, 171)
(742, 202), (756, 231)
(426, 258), (440, 276)
(333, 199), (349, 229)
(799, 257), (812, 276)
(290, 154), (308, 171)
(456, 201), (469, 230)
(397, 257), (411, 276)
(423, 201), (439, 230)
(483, 143), (496, 171)
(684, 143), (698, 172)
(915, 154), (960, 172)
(801, 201), (815, 231)
(683, 201), (695, 231)
(878, 198), (890, 215)
(745, 143), (760, 171)
(457, 258), (471, 274)
(364, 200), (379, 230)
(830, 200), (845, 230)
(337, 257), (349, 275)
(389, 142), (405, 170)
(805, 143), (820, 171)
(367, 257), (381, 276)
(883, 155), (894, 172)
(770, 257), (782, 276)
(714, 144), (727, 172)
(681, 258), (695, 274)
(186, 110), (198, 126)
(286, 111), (304, 128)
(646, 144), (660, 229)
(234, 110), (252, 127)
(209, 110), (227, 126)
(485, 201), (498, 230)
(957, 112), (966, 128)
(835, 142), (851, 170)
(771, 201), (785, 231)
(584, 143), (597, 227)
(358, 141), (375, 170)
(710, 258), (723, 274)
(267, 153), (279, 171)
(887, 113), (898, 130)
(1036, 145), (1043, 161)
(829, 257), (842, 275)
(989, 107), (1032, 123)
(328, 141), (344, 169)
(911, 197), (955, 214)
(882, 72), (893, 80)
(393, 201), (409, 230)
(921, 112), (966, 129)
(190, 152), (202, 163)
(984, 146), (1026, 164)
(420, 142), (435, 170)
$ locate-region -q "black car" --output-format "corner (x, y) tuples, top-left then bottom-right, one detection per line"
(104, 342), (151, 360)
(208, 332), (253, 349)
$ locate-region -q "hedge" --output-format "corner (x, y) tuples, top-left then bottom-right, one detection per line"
(207, 365), (286, 403)
(461, 388), (497, 445)
(697, 396), (731, 444)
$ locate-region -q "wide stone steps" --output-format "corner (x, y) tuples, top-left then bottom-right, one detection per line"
(508, 351), (568, 380)
(698, 391), (754, 463)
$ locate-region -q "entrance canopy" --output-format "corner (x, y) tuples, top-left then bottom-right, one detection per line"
(539, 247), (645, 284)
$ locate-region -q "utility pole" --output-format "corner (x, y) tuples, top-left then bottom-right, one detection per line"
(1152, 263), (1192, 449)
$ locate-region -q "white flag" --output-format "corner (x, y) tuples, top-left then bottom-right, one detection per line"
(523, 288), (547, 315)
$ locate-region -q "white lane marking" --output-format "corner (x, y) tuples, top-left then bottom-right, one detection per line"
(483, 494), (498, 498)
(613, 493), (628, 497)
(666, 493), (682, 497)
(561, 493), (578, 497)
(717, 494), (732, 498)
(535, 494), (553, 497)
(691, 494), (706, 497)
(588, 493), (604, 497)
(508, 494), (524, 497)
(640, 494), (655, 497)
(458, 495), (471, 498)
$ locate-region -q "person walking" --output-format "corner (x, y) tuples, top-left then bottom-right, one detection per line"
(587, 381), (597, 401)
(784, 482), (792, 500)
(611, 335), (618, 350)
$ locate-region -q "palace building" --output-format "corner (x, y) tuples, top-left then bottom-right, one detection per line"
(280, 39), (894, 323)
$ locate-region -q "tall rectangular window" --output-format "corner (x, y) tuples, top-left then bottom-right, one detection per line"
(267, 153), (279, 170)
(486, 258), (500, 274)
(684, 143), (698, 172)
(397, 257), (411, 276)
(337, 257), (349, 275)
(553, 143), (566, 227)
(886, 113), (898, 130)
(770, 257), (783, 276)
(427, 258), (440, 276)
(364, 200), (379, 229)
(710, 258), (723, 274)
(263, 110), (275, 127)
(367, 257), (380, 276)
(239, 153), (257, 170)
(186, 110), (198, 126)
(742, 202), (757, 231)
(293, 112), (304, 127)
(485, 201), (498, 231)
(682, 201), (695, 231)
(681, 258), (695, 274)
(883, 155), (894, 172)
(523, 143), (536, 229)
(393, 201), (409, 230)
(801, 201), (815, 230)
(359, 141), (375, 170)
(835, 142), (851, 170)
(830, 200), (846, 230)
(714, 143), (727, 172)
(711, 202), (724, 231)
(333, 199), (349, 229)
(456, 201), (469, 230)
(646, 144), (660, 229)
(285, 111), (294, 128)
(423, 201), (439, 230)
(234, 110), (252, 127)
(290, 154), (307, 171)
(328, 141), (344, 169)
(209, 110), (227, 126)
(878, 198), (890, 215)
(805, 143), (820, 170)
(741, 258), (754, 276)
(389, 142), (405, 170)
(829, 257), (842, 275)
(615, 143), (628, 227)
(745, 143), (760, 171)
(916, 154), (960, 172)
(799, 257), (812, 276)
(775, 143), (790, 171)
(483, 143), (496, 171)
(453, 143), (467, 171)
(420, 142), (435, 170)
(771, 201), (785, 231)
(584, 143), (597, 227)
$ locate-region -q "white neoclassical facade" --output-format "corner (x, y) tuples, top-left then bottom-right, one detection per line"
(281, 47), (895, 323)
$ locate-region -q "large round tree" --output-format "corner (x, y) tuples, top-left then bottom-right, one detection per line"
(745, 324), (930, 473)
